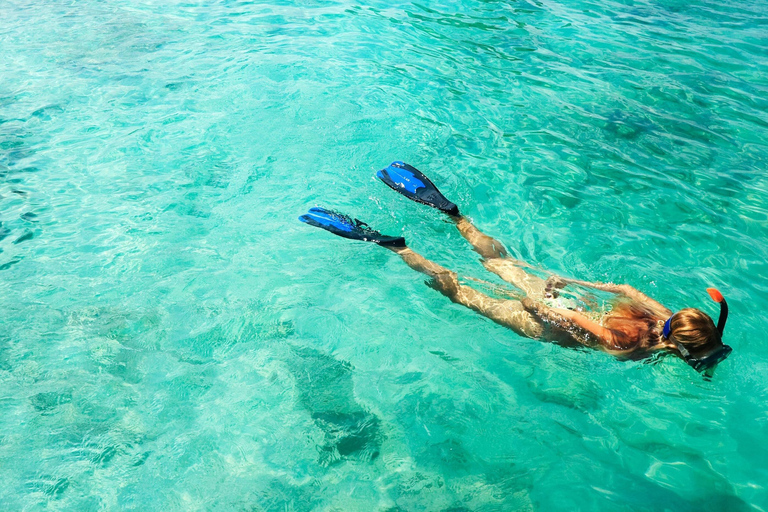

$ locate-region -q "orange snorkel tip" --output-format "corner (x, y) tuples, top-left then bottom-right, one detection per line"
(707, 288), (724, 303)
(706, 287), (728, 337)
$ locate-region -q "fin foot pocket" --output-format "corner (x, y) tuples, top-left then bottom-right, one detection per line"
(376, 161), (459, 216)
(299, 207), (406, 248)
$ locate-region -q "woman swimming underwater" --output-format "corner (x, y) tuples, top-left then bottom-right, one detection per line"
(300, 162), (732, 374)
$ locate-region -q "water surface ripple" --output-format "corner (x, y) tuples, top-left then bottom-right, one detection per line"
(1, 0), (767, 509)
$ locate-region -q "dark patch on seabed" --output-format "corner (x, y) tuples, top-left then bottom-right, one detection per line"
(248, 477), (322, 512)
(0, 102), (51, 268)
(604, 109), (657, 141)
(30, 391), (73, 414)
(25, 476), (69, 499)
(285, 344), (381, 466)
(0, 335), (12, 371)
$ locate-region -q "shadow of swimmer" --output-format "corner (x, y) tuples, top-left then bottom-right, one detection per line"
(286, 345), (381, 466)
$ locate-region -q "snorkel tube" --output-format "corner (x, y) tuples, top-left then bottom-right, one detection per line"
(663, 288), (732, 372)
(706, 288), (728, 336)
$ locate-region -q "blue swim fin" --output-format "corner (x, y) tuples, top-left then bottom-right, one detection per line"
(299, 207), (406, 248)
(377, 161), (459, 216)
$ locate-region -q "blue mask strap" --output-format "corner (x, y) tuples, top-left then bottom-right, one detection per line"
(663, 317), (672, 338)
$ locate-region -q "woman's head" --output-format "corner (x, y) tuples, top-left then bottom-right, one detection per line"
(664, 308), (721, 356)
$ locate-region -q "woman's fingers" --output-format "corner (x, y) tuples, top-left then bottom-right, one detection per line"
(544, 275), (568, 298)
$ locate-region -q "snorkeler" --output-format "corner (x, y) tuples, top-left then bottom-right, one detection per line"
(300, 162), (732, 374)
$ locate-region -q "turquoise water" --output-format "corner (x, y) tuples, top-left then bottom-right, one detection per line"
(2, 0), (768, 509)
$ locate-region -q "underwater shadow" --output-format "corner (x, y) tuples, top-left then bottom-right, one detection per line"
(285, 345), (381, 466)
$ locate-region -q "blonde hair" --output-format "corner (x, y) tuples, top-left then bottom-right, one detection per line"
(604, 299), (661, 347)
(668, 308), (720, 355)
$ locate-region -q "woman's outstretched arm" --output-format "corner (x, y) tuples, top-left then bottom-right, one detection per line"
(546, 277), (672, 318)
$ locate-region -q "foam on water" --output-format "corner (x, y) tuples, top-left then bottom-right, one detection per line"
(1, 0), (767, 509)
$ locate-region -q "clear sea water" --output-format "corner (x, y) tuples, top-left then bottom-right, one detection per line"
(1, 0), (767, 510)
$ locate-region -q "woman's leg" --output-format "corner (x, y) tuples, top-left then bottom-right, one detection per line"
(452, 216), (547, 298)
(388, 246), (544, 339)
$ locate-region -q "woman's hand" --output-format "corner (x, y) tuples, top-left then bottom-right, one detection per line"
(544, 276), (568, 298)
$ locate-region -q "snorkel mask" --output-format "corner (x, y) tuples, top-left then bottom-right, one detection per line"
(663, 288), (732, 372)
